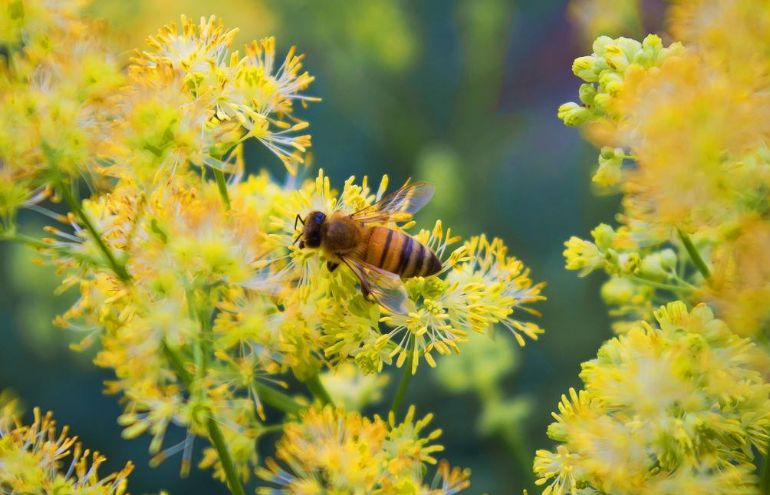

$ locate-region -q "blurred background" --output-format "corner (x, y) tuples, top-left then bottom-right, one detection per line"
(0, 0), (663, 493)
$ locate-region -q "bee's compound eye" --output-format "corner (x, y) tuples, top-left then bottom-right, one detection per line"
(312, 211), (327, 224)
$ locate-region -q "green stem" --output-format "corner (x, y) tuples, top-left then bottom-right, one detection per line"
(206, 417), (245, 495)
(56, 179), (131, 282)
(196, 304), (244, 495)
(161, 340), (193, 387)
(213, 169), (231, 211)
(2, 232), (53, 250)
(304, 373), (333, 406)
(761, 446), (770, 494)
(195, 299), (212, 384)
(161, 339), (245, 495)
(628, 276), (693, 293)
(390, 339), (416, 418)
(677, 228), (711, 279)
(502, 427), (536, 490)
(254, 381), (303, 415)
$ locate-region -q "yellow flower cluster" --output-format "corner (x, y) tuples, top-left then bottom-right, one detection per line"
(557, 34), (684, 131)
(111, 15), (316, 180)
(534, 302), (770, 495)
(0, 4), (545, 491)
(258, 405), (470, 494)
(0, 404), (134, 494)
(560, 0), (770, 335)
(48, 168), (544, 478)
(0, 0), (123, 229)
(552, 1), (770, 492)
(0, 6), (315, 234)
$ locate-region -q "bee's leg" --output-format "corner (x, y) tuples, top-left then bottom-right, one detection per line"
(327, 261), (340, 272)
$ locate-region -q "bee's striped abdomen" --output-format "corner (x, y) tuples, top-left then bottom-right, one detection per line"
(364, 227), (441, 278)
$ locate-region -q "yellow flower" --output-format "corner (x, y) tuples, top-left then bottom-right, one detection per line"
(5, 7), (545, 487)
(43, 166), (543, 481)
(558, 34), (684, 129)
(257, 405), (469, 494)
(559, 1), (770, 338)
(705, 216), (770, 335)
(563, 236), (603, 277)
(0, 0), (123, 228)
(319, 362), (389, 411)
(113, 16), (316, 178)
(535, 302), (770, 495)
(0, 406), (134, 494)
(567, 0), (643, 42)
(669, 0), (770, 84)
(379, 231), (545, 372)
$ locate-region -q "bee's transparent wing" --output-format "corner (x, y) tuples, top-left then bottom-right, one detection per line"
(341, 256), (414, 315)
(351, 180), (434, 224)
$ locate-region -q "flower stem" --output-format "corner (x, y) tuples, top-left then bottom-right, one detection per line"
(206, 416), (245, 495)
(254, 381), (303, 415)
(304, 373), (333, 406)
(628, 276), (692, 293)
(502, 428), (536, 491)
(390, 339), (416, 418)
(677, 228), (711, 279)
(761, 447), (770, 494)
(161, 339), (245, 495)
(213, 169), (231, 211)
(55, 179), (131, 282)
(161, 339), (193, 387)
(2, 232), (51, 250)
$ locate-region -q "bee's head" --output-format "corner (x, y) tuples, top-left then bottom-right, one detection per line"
(295, 210), (326, 249)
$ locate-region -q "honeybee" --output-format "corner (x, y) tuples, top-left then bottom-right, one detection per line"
(294, 180), (441, 313)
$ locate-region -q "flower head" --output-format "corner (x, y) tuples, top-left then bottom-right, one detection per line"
(258, 405), (470, 494)
(111, 15), (316, 180)
(0, 0), (123, 229)
(45, 168), (544, 478)
(559, 1), (770, 336)
(0, 406), (134, 494)
(535, 302), (770, 495)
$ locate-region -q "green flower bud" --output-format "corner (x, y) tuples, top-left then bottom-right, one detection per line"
(592, 93), (611, 113)
(579, 83), (597, 105)
(591, 223), (616, 251)
(619, 252), (641, 275)
(639, 249), (677, 281)
(592, 35), (614, 55)
(603, 44), (632, 72)
(573, 56), (599, 82)
(593, 147), (625, 187)
(557, 102), (593, 127)
(600, 277), (637, 305)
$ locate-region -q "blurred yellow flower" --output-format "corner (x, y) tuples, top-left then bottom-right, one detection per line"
(559, 0), (770, 336)
(0, 0), (123, 228)
(568, 0), (642, 42)
(535, 302), (770, 495)
(258, 405), (470, 494)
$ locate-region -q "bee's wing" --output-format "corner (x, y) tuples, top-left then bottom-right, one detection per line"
(351, 180), (434, 225)
(341, 256), (414, 315)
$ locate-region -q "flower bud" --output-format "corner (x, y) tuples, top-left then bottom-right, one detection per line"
(557, 102), (593, 127)
(573, 56), (599, 82)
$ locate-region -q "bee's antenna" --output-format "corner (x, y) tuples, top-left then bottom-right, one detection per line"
(292, 232), (303, 246)
(294, 214), (305, 230)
